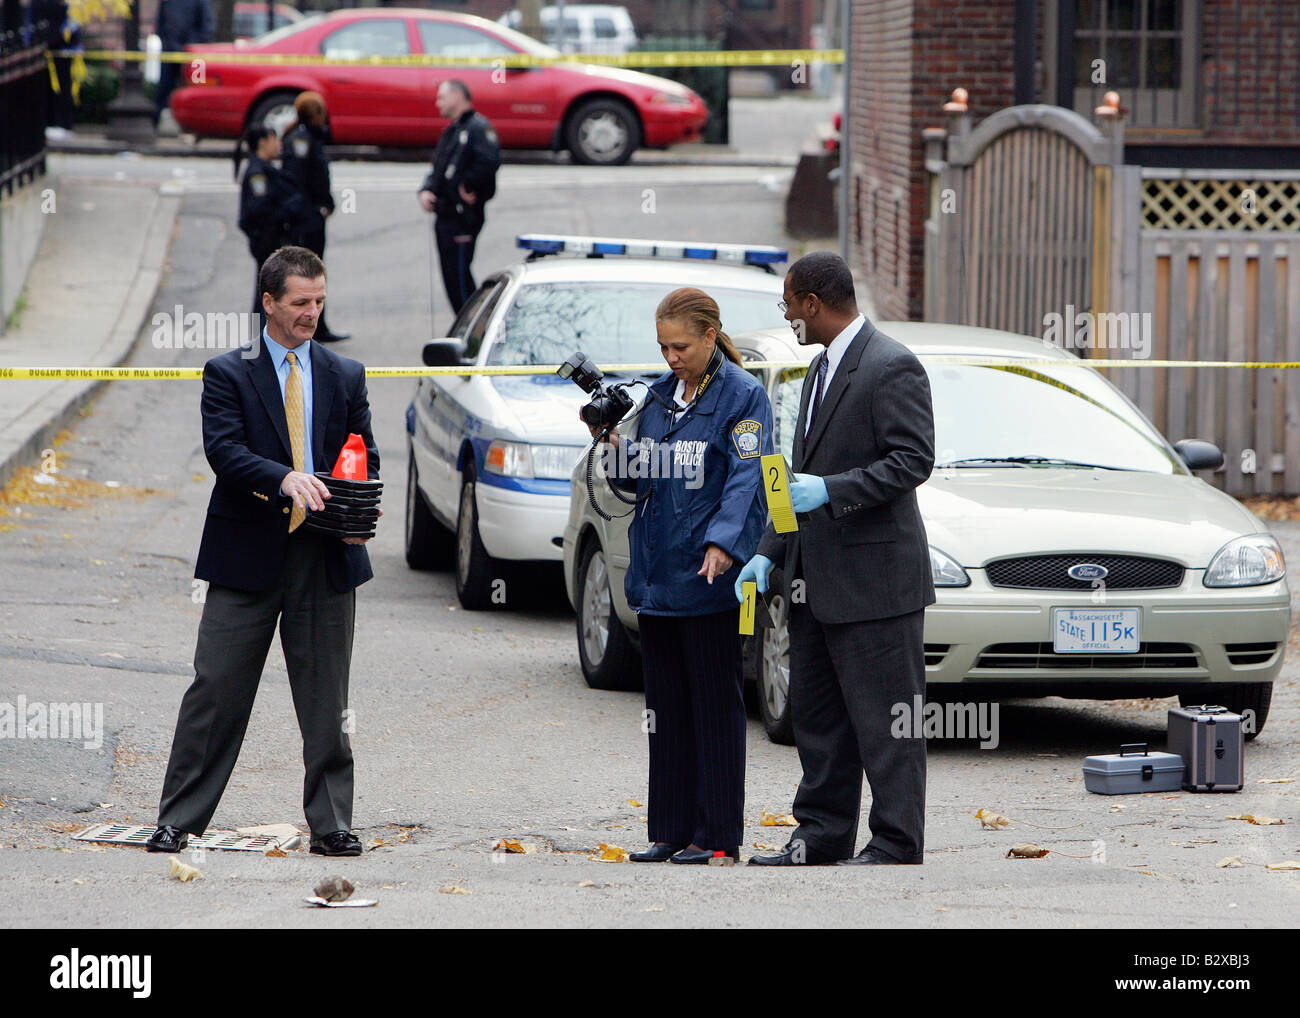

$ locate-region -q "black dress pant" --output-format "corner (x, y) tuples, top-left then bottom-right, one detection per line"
(434, 213), (482, 314)
(293, 223), (340, 337)
(638, 609), (746, 849)
(156, 532), (357, 837)
(787, 603), (927, 862)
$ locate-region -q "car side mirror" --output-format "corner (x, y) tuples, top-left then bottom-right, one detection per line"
(1173, 439), (1224, 472)
(423, 339), (468, 367)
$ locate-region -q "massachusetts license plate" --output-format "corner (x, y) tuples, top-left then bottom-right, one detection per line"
(1052, 607), (1140, 653)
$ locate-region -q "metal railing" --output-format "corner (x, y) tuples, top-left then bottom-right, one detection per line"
(0, 23), (48, 198)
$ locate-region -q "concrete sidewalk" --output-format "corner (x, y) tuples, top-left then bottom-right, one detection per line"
(0, 177), (178, 490)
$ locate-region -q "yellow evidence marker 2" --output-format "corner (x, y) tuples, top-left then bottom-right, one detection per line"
(761, 453), (797, 534)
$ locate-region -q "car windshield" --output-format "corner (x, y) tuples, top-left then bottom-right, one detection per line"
(253, 13), (326, 46)
(925, 360), (1182, 473)
(488, 282), (783, 369)
(484, 20), (562, 56)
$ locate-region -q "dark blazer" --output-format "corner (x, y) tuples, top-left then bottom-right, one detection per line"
(194, 340), (380, 594)
(756, 318), (936, 623)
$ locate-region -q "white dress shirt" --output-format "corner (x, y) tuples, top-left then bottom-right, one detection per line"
(805, 313), (865, 436)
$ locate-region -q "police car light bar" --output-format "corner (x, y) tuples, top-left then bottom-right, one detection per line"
(516, 234), (788, 267)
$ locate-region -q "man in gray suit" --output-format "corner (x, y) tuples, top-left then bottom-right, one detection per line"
(738, 251), (935, 866)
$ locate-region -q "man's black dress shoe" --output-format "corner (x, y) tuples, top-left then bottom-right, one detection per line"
(837, 846), (922, 866)
(629, 843), (687, 862)
(310, 831), (363, 856)
(747, 844), (839, 866)
(669, 846), (739, 864)
(145, 825), (188, 853)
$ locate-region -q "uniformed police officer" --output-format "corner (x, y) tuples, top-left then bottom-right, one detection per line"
(591, 287), (774, 864)
(281, 91), (349, 342)
(234, 124), (311, 316)
(417, 79), (501, 314)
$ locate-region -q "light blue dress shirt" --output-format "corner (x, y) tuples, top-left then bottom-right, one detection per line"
(263, 326), (314, 475)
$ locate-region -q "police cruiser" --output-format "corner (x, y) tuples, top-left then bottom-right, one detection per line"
(404, 234), (788, 609)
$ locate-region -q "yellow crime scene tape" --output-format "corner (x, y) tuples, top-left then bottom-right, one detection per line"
(56, 48), (844, 69)
(3, 358), (1300, 382)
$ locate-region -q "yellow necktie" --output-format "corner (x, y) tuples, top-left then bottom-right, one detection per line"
(286, 351), (306, 532)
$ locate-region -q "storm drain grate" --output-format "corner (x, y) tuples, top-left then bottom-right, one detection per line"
(72, 823), (300, 852)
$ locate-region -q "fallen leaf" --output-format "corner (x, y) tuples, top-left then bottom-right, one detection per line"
(168, 857), (202, 882)
(1109, 804), (1127, 812)
(368, 837), (389, 849)
(1006, 843), (1049, 859)
(493, 838), (525, 854)
(588, 842), (629, 863)
(975, 808), (1011, 830)
(1226, 814), (1285, 826)
(752, 842), (781, 852)
(439, 884), (471, 894)
(264, 845), (287, 858)
(1216, 856), (1244, 868)
(760, 809), (797, 827)
(1265, 861), (1300, 871)
(77, 845), (105, 853)
(936, 907), (949, 912)
(577, 880), (596, 888)
(73, 879), (85, 886)
(1256, 778), (1294, 784)
(627, 799), (643, 808)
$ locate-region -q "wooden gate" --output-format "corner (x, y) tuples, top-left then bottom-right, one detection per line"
(924, 104), (1123, 339)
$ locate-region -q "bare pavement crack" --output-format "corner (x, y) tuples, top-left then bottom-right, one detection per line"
(0, 644), (191, 677)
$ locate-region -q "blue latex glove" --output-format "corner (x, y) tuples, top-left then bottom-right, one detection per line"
(734, 554), (774, 603)
(790, 473), (829, 512)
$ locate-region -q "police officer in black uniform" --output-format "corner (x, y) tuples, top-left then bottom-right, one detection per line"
(418, 79), (500, 314)
(281, 91), (349, 342)
(234, 124), (311, 316)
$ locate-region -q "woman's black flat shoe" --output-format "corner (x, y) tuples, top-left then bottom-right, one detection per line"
(669, 846), (739, 864)
(629, 843), (686, 862)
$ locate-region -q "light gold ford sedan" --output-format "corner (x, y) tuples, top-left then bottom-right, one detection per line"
(562, 323), (1290, 743)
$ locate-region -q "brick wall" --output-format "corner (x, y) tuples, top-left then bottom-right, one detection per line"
(1200, 0), (1300, 144)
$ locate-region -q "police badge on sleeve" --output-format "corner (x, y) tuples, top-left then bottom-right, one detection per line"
(292, 136), (310, 158)
(249, 173), (268, 196)
(731, 419), (762, 459)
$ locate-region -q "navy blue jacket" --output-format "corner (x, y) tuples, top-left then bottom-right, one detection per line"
(155, 0), (214, 51)
(238, 154), (312, 258)
(281, 123), (334, 236)
(194, 340), (380, 594)
(621, 357), (774, 617)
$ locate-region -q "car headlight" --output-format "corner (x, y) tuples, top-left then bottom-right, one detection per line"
(930, 545), (969, 587)
(484, 441), (583, 480)
(1203, 534), (1286, 587)
(650, 91), (693, 106)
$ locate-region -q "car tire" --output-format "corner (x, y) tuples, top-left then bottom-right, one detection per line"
(248, 90), (300, 137)
(575, 539), (642, 691)
(1178, 683), (1272, 741)
(405, 450), (453, 570)
(455, 468), (500, 610)
(754, 570), (795, 745)
(565, 98), (640, 166)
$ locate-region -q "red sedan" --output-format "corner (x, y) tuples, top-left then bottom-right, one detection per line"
(170, 8), (708, 165)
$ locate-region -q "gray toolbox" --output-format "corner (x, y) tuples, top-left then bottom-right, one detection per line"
(1082, 743), (1185, 794)
(1167, 704), (1244, 792)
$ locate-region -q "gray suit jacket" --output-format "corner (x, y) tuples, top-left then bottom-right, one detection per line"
(756, 318), (936, 623)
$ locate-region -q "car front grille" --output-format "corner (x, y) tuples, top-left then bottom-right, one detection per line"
(1224, 642), (1281, 666)
(924, 643), (950, 667)
(985, 554), (1184, 590)
(974, 642), (1199, 670)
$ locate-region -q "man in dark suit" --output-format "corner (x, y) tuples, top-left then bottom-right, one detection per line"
(738, 251), (935, 866)
(146, 246), (379, 858)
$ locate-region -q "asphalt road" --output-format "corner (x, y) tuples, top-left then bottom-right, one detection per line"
(0, 155), (1297, 929)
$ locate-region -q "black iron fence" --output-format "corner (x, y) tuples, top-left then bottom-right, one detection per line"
(1, 23), (48, 198)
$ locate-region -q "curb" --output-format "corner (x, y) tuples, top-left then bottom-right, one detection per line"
(46, 137), (797, 169)
(0, 190), (180, 492)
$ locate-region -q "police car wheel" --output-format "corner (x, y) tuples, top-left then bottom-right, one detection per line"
(755, 575), (795, 745)
(248, 91), (299, 139)
(566, 98), (640, 166)
(1178, 683), (1271, 741)
(576, 540), (642, 691)
(405, 450), (453, 570)
(455, 469), (499, 610)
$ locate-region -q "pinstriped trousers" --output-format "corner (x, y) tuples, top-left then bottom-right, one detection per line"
(638, 609), (746, 849)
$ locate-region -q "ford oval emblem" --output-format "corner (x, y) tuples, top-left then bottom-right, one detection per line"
(1067, 563), (1109, 581)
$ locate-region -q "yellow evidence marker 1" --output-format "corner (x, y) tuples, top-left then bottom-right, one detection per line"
(740, 581), (757, 635)
(761, 453), (798, 533)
